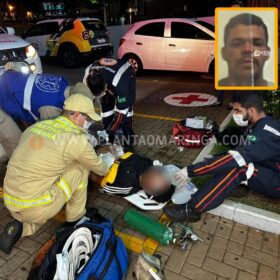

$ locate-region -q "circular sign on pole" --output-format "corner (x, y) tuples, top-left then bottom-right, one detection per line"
(164, 93), (217, 107)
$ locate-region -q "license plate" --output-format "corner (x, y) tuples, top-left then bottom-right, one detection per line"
(97, 38), (106, 43)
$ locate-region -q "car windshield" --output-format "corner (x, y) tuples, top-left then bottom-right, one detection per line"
(196, 21), (215, 32)
(0, 28), (6, 34)
(81, 20), (105, 31)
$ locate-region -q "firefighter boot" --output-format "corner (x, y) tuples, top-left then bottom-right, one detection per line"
(0, 219), (23, 254)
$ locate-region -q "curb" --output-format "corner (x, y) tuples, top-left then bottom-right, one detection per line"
(194, 111), (280, 235)
(208, 200), (280, 234)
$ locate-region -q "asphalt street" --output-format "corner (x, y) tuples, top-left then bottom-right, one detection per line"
(42, 58), (217, 103)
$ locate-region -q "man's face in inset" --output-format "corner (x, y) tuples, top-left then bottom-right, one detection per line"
(222, 24), (270, 82)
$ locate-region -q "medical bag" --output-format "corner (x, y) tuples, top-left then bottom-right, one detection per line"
(28, 209), (128, 280)
(173, 117), (218, 148)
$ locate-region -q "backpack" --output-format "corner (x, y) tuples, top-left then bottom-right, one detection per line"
(28, 209), (128, 280)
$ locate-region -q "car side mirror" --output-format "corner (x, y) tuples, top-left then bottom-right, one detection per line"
(6, 27), (15, 35)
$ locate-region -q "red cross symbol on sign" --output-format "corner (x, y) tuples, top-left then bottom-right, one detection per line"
(172, 94), (209, 104)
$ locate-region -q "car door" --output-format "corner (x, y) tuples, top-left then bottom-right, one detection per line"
(23, 22), (59, 57)
(133, 21), (166, 70)
(166, 20), (214, 72)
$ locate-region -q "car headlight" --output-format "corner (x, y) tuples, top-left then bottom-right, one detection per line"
(5, 61), (31, 74)
(26, 45), (36, 58)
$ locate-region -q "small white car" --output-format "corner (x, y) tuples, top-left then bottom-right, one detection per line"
(0, 26), (42, 74)
(118, 17), (215, 74)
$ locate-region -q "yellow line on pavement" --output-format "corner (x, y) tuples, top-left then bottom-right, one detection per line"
(94, 107), (181, 122)
(137, 79), (213, 85)
(134, 112), (181, 122)
(115, 230), (158, 255)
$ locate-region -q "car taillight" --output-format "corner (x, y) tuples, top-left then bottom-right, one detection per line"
(119, 38), (126, 47)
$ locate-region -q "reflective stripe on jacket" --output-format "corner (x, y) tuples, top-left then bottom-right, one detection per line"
(4, 116), (108, 211)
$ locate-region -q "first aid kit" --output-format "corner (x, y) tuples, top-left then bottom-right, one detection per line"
(173, 117), (218, 148)
(185, 116), (207, 129)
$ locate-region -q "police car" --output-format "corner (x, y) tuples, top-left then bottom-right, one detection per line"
(22, 18), (113, 68)
(0, 26), (42, 74)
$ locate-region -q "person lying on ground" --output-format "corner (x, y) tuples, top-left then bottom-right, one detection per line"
(90, 145), (176, 203)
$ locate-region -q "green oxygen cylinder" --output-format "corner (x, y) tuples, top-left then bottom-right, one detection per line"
(123, 208), (174, 245)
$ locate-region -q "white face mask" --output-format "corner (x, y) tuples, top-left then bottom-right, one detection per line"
(233, 114), (249, 127)
(83, 120), (93, 131)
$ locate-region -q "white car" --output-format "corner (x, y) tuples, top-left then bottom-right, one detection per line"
(0, 26), (42, 74)
(118, 17), (215, 73)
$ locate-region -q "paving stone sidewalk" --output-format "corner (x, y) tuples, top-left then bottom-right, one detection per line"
(0, 89), (279, 279)
(0, 190), (279, 280)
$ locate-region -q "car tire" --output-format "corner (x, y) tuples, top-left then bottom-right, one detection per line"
(209, 60), (215, 75)
(59, 45), (80, 68)
(125, 54), (143, 75)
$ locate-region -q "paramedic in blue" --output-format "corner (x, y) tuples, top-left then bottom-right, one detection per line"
(0, 68), (93, 167)
(164, 92), (280, 222)
(83, 58), (136, 148)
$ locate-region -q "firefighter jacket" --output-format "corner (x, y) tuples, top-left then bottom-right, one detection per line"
(4, 116), (108, 211)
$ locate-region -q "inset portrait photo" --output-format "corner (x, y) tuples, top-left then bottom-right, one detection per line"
(215, 8), (278, 90)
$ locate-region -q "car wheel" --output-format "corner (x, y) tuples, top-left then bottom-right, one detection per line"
(59, 45), (80, 68)
(125, 54), (143, 75)
(209, 60), (215, 75)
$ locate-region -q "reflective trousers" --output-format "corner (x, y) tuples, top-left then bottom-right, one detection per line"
(8, 162), (89, 237)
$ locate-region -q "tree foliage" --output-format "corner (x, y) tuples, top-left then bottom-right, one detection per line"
(262, 89), (280, 119)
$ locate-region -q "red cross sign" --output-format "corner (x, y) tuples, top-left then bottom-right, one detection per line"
(164, 93), (217, 107)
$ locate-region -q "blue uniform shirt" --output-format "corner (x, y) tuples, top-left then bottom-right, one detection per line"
(0, 71), (68, 123)
(237, 116), (280, 173)
(102, 58), (136, 113)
